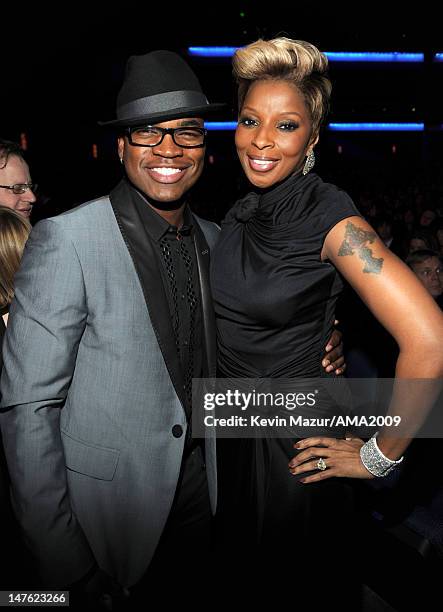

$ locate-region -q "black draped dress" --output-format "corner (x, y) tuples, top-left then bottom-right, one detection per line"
(211, 171), (363, 600)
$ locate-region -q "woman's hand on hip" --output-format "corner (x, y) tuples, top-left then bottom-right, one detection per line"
(288, 436), (375, 482)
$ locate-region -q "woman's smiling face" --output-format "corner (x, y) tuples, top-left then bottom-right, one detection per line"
(235, 79), (318, 189)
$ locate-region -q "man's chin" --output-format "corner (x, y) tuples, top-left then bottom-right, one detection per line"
(145, 189), (188, 212)
(150, 191), (185, 203)
(144, 184), (188, 203)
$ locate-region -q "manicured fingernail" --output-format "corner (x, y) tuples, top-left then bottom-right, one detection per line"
(326, 365), (333, 372)
(323, 360), (330, 367)
(326, 345), (333, 352)
(300, 479), (306, 484)
(294, 442), (301, 449)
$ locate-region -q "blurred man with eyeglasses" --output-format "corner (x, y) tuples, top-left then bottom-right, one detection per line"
(0, 139), (37, 219)
(407, 249), (443, 308)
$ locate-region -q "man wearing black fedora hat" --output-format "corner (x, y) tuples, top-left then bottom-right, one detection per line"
(0, 50), (224, 606)
(0, 48), (344, 607)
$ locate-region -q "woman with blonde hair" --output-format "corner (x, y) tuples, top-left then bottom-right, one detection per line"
(211, 38), (443, 604)
(0, 205), (31, 587)
(0, 205), (31, 327)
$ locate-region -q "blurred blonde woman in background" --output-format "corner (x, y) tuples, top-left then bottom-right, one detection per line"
(0, 206), (31, 328)
(0, 205), (30, 588)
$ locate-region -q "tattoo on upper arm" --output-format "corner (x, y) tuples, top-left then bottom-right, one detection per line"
(338, 221), (384, 274)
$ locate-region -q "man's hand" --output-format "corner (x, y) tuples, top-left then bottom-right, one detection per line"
(322, 320), (346, 375)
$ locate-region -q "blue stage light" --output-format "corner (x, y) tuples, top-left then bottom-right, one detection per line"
(188, 47), (238, 57)
(205, 122), (238, 130)
(328, 123), (424, 131)
(434, 53), (443, 62)
(189, 48), (423, 62)
(204, 123), (425, 132)
(325, 52), (423, 62)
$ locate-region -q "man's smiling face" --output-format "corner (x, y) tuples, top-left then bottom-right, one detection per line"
(118, 117), (206, 202)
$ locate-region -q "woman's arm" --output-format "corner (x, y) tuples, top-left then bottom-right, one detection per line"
(289, 215), (443, 482)
(324, 215), (443, 452)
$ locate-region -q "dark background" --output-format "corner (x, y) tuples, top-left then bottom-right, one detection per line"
(1, 3), (441, 223)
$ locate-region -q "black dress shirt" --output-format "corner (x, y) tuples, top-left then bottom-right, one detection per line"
(131, 188), (203, 425)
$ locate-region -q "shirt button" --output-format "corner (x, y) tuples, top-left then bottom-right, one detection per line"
(172, 425), (183, 438)
(181, 294), (185, 300)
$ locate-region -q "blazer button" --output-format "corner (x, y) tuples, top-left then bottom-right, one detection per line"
(172, 425), (183, 438)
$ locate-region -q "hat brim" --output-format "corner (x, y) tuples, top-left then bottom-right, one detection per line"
(98, 103), (227, 128)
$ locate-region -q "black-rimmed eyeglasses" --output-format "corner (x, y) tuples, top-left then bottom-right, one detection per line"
(0, 183), (37, 195)
(126, 126), (207, 148)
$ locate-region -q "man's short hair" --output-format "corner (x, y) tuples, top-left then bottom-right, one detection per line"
(0, 138), (25, 169)
(406, 249), (442, 268)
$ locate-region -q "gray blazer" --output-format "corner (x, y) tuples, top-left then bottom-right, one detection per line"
(0, 180), (220, 588)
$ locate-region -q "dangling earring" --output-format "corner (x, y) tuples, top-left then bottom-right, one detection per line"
(302, 150), (315, 175)
(119, 157), (124, 165)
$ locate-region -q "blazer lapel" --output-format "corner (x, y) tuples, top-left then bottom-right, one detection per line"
(192, 220), (217, 379)
(109, 180), (187, 413)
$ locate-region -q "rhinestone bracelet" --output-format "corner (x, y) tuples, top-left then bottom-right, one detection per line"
(360, 431), (404, 477)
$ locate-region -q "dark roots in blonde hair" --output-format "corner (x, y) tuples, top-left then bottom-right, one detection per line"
(233, 37), (332, 138)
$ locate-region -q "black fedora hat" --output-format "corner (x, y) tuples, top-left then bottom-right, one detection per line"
(99, 50), (225, 127)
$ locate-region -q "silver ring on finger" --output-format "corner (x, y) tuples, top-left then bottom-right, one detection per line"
(317, 457), (327, 471)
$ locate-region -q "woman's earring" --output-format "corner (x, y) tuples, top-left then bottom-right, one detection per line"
(119, 157), (124, 165)
(302, 150), (315, 175)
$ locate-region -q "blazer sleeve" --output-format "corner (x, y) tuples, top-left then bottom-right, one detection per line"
(0, 219), (96, 587)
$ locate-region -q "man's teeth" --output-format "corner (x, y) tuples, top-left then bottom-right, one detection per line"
(151, 167), (183, 175)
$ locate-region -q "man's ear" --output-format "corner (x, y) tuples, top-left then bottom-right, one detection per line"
(117, 137), (125, 161)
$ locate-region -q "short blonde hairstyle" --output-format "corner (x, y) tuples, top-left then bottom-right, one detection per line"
(233, 37), (332, 138)
(0, 206), (31, 309)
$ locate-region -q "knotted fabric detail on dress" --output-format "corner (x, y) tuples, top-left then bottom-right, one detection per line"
(227, 170), (313, 227)
(233, 192), (260, 223)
